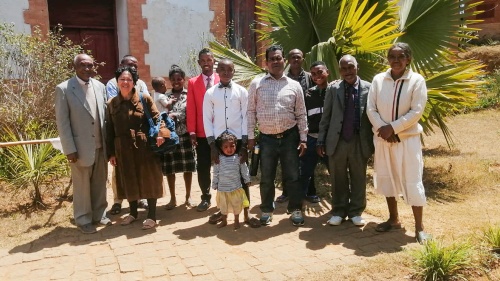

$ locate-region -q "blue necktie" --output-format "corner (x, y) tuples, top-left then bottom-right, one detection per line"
(341, 85), (355, 141)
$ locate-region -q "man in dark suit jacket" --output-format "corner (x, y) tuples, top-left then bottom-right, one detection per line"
(316, 55), (374, 227)
(55, 54), (109, 234)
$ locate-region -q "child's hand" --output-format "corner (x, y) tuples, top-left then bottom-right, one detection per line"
(168, 97), (177, 105)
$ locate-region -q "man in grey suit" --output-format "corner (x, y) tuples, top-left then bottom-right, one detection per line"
(316, 55), (374, 227)
(55, 54), (110, 234)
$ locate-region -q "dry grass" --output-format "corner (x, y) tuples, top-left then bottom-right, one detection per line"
(460, 45), (500, 73)
(1, 110), (500, 279)
(307, 109), (500, 280)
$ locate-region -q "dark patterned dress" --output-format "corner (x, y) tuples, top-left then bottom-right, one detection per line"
(161, 89), (196, 174)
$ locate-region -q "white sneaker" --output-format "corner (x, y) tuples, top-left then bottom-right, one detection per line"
(327, 216), (343, 226)
(351, 216), (366, 226)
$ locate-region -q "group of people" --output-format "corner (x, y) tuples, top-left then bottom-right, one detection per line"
(54, 42), (431, 243)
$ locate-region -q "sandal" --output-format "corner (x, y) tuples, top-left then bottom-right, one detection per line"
(120, 215), (136, 226)
(110, 203), (121, 215)
(248, 217), (261, 228)
(185, 198), (196, 208)
(142, 219), (157, 230)
(208, 211), (223, 224)
(375, 221), (402, 232)
(164, 201), (177, 210)
(416, 231), (432, 244)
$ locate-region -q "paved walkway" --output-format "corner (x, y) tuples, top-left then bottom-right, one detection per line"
(0, 173), (416, 280)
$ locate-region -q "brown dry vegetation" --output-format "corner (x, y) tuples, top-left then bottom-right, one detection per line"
(460, 45), (500, 73)
(1, 110), (500, 280)
(304, 109), (500, 280)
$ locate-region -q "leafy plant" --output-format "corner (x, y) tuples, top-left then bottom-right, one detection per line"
(209, 0), (487, 146)
(0, 23), (84, 133)
(476, 70), (500, 109)
(411, 239), (474, 281)
(0, 126), (69, 207)
(482, 225), (500, 251)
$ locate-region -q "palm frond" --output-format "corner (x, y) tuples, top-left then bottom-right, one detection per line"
(209, 41), (265, 87)
(255, 0), (339, 53)
(419, 59), (485, 147)
(335, 0), (402, 54)
(398, 0), (484, 75)
(303, 38), (341, 81)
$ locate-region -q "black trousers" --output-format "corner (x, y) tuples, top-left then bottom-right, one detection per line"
(196, 137), (212, 201)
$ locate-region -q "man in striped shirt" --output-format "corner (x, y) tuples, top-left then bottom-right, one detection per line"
(247, 45), (308, 227)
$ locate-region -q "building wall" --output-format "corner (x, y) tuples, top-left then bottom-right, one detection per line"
(142, 0), (216, 80)
(1, 0), (227, 88)
(0, 0), (30, 33)
(471, 0), (500, 39)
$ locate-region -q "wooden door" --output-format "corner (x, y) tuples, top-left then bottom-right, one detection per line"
(226, 0), (257, 60)
(48, 0), (118, 82)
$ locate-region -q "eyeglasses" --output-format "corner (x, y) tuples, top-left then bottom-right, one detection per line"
(388, 54), (408, 61)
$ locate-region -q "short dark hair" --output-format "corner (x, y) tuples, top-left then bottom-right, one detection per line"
(168, 64), (186, 79)
(151, 77), (165, 91)
(198, 48), (213, 59)
(388, 42), (412, 59)
(216, 131), (238, 149)
(310, 61), (326, 68)
(265, 45), (284, 61)
(115, 66), (139, 85)
(121, 55), (137, 64)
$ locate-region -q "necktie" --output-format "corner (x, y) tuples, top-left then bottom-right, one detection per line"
(341, 85), (355, 141)
(206, 77), (212, 90)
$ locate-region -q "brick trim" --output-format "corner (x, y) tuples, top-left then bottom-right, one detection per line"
(23, 0), (49, 36)
(209, 0), (227, 42)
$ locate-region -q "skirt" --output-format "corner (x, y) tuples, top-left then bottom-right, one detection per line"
(216, 188), (250, 215)
(372, 135), (426, 206)
(161, 133), (196, 175)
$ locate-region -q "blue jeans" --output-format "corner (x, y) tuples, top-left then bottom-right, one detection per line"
(259, 128), (303, 213)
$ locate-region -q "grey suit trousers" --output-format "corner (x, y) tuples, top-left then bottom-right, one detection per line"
(70, 148), (108, 226)
(328, 134), (368, 218)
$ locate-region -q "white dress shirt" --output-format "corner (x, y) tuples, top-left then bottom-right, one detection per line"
(203, 81), (248, 144)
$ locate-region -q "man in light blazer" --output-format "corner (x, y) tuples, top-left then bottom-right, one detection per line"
(316, 55), (374, 227)
(186, 48), (220, 212)
(55, 54), (110, 234)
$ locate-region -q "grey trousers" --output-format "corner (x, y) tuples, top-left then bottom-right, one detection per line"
(328, 135), (368, 218)
(70, 148), (108, 226)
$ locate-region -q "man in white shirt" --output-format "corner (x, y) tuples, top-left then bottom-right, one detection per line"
(203, 58), (249, 223)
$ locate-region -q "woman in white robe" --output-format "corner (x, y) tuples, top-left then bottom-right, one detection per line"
(366, 42), (431, 244)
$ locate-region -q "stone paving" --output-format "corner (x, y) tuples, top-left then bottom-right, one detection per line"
(0, 173), (416, 280)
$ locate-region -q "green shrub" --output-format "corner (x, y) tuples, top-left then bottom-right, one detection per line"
(477, 70), (500, 109)
(0, 23), (84, 133)
(412, 239), (474, 281)
(0, 126), (69, 206)
(482, 225), (500, 251)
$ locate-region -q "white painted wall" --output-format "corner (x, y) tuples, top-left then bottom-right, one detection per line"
(115, 1), (130, 60)
(142, 0), (215, 77)
(0, 0), (30, 34)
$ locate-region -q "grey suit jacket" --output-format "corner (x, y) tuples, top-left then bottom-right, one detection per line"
(317, 79), (374, 159)
(55, 76), (107, 167)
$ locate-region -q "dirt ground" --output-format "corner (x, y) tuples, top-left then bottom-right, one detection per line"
(1, 109), (500, 280)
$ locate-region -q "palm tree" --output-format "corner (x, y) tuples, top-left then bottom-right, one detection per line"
(209, 0), (485, 146)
